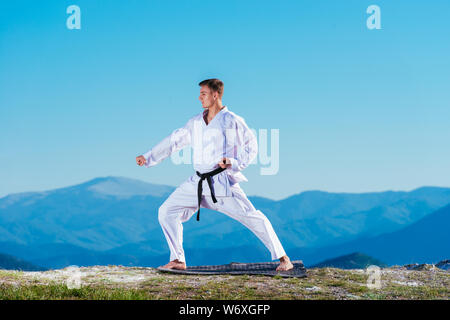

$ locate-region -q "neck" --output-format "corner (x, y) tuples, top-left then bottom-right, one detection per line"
(206, 101), (224, 119)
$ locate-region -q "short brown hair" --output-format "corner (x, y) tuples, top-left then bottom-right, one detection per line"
(199, 78), (224, 98)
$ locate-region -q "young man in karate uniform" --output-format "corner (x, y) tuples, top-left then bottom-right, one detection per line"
(136, 79), (293, 272)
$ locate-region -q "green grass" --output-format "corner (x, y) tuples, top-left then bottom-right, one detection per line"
(0, 283), (155, 300)
(0, 270), (23, 280)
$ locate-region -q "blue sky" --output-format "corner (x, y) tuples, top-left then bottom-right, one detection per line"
(1, 0), (449, 200)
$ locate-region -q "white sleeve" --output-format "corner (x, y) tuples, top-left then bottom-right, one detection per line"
(142, 119), (192, 168)
(226, 116), (258, 173)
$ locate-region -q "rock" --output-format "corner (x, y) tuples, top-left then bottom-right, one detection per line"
(391, 280), (421, 287)
(402, 260), (450, 271)
(305, 286), (321, 292)
(403, 263), (432, 271)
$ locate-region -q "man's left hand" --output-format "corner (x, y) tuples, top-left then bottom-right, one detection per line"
(218, 157), (231, 169)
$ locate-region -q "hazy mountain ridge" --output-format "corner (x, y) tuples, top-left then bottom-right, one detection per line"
(1, 204), (449, 269)
(290, 202), (450, 266)
(1, 177), (449, 269)
(0, 252), (47, 271)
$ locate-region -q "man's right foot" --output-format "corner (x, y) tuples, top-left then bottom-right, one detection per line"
(159, 259), (186, 270)
(276, 255), (294, 272)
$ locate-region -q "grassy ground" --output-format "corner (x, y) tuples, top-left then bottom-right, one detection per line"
(0, 265), (448, 300)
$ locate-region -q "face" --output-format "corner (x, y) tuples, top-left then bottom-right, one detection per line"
(199, 85), (218, 109)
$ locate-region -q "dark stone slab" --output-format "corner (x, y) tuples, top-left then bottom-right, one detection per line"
(157, 260), (307, 278)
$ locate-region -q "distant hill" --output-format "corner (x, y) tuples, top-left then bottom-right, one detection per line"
(309, 252), (388, 269)
(293, 203), (450, 266)
(0, 176), (175, 251)
(0, 252), (47, 271)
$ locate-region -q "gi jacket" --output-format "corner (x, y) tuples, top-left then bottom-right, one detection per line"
(142, 106), (258, 197)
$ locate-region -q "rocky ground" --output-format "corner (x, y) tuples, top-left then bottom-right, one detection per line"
(0, 263), (448, 300)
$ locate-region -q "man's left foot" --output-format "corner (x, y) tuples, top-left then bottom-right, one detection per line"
(159, 259), (186, 270)
(276, 255), (294, 272)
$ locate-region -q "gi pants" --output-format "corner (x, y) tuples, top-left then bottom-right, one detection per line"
(158, 180), (287, 264)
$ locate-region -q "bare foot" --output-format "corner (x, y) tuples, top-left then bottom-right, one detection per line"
(159, 259), (186, 270)
(276, 255), (294, 272)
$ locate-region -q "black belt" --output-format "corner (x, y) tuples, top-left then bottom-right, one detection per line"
(195, 166), (227, 221)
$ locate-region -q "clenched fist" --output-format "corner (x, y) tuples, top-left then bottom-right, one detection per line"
(136, 155), (146, 166)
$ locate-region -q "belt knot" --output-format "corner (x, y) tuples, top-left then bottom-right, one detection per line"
(195, 166), (227, 221)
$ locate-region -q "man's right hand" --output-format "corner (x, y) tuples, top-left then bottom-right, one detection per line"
(136, 155), (147, 166)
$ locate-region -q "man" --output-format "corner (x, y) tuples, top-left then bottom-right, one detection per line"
(136, 79), (293, 272)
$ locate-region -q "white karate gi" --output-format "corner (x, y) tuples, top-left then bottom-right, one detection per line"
(142, 106), (286, 264)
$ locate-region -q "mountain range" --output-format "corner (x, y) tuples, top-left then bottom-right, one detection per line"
(291, 202), (450, 266)
(0, 176), (449, 269)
